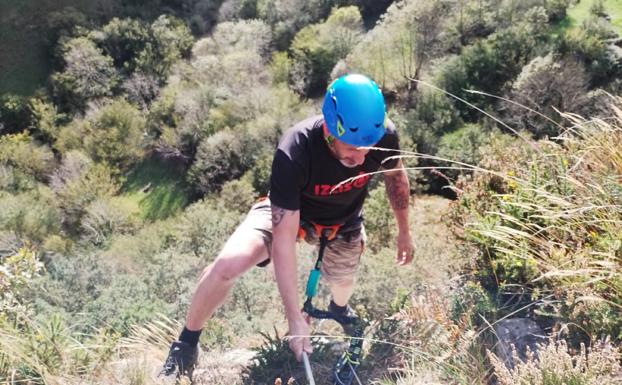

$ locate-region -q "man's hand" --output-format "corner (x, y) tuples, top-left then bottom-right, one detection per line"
(396, 230), (414, 265)
(287, 316), (313, 361)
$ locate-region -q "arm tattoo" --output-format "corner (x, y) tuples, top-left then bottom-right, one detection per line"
(271, 204), (291, 227)
(384, 171), (410, 210)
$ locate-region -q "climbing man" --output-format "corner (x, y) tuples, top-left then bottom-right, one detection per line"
(161, 73), (414, 378)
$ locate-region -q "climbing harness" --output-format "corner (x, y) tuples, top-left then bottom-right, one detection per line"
(300, 222), (366, 385)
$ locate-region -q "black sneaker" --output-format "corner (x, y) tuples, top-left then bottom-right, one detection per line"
(160, 340), (199, 379)
(329, 302), (359, 336)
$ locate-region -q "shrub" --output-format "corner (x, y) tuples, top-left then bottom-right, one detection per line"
(245, 148), (273, 196)
(503, 54), (589, 139)
(174, 198), (241, 258)
(450, 105), (622, 344)
(52, 37), (119, 110)
(121, 71), (160, 109)
(403, 89), (463, 155)
(0, 132), (55, 183)
(436, 124), (502, 180)
(363, 184), (394, 253)
(79, 197), (141, 247)
(82, 99), (147, 172)
(346, 0), (450, 92)
(187, 130), (257, 194)
(81, 275), (171, 334)
(256, 0), (334, 49)
(555, 20), (621, 87)
(269, 51), (292, 85)
(436, 8), (549, 120)
(28, 98), (65, 143)
(489, 339), (622, 385)
(34, 252), (112, 318)
(135, 15), (194, 80)
(54, 162), (120, 230)
(545, 0), (571, 22)
(0, 188), (61, 244)
(0, 94), (31, 135)
(96, 17), (151, 73)
(0, 247), (43, 315)
(220, 178), (258, 215)
(290, 6), (363, 94)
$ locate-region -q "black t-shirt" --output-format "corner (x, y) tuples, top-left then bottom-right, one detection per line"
(269, 115), (400, 226)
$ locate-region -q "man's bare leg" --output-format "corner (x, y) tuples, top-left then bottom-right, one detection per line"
(185, 226), (269, 330)
(328, 278), (355, 308)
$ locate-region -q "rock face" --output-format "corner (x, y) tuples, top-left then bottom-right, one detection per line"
(494, 318), (546, 369)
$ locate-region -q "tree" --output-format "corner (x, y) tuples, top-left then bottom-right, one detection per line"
(436, 7), (549, 120)
(503, 55), (589, 138)
(346, 0), (449, 95)
(187, 130), (257, 194)
(83, 100), (147, 172)
(52, 37), (119, 111)
(0, 95), (31, 135)
(257, 0), (335, 49)
(97, 17), (151, 73)
(291, 6), (364, 94)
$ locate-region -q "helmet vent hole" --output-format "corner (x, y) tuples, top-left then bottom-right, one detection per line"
(375, 123), (382, 128)
(349, 127), (359, 132)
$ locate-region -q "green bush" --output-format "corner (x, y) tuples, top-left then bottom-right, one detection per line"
(34, 252), (112, 319)
(82, 99), (147, 172)
(134, 15), (194, 80)
(220, 178), (258, 215)
(450, 111), (622, 344)
(256, 0), (334, 49)
(52, 37), (119, 110)
(363, 184), (394, 253)
(0, 132), (55, 183)
(28, 98), (65, 144)
(0, 94), (31, 135)
(0, 188), (61, 244)
(403, 90), (463, 155)
(96, 17), (151, 73)
(245, 148), (273, 196)
(555, 19), (622, 87)
(436, 8), (549, 120)
(268, 51), (292, 85)
(0, 247), (43, 315)
(79, 197), (141, 247)
(504, 54), (589, 139)
(81, 274), (171, 334)
(290, 6), (363, 94)
(187, 130), (257, 194)
(436, 124), (501, 180)
(54, 162), (120, 230)
(175, 198), (241, 258)
(346, 0), (449, 92)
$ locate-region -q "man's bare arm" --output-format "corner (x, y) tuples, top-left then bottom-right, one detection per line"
(270, 203), (312, 359)
(382, 160), (414, 265)
(270, 203), (301, 319)
(383, 159), (411, 222)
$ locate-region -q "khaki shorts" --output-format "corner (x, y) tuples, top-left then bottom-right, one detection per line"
(239, 198), (366, 284)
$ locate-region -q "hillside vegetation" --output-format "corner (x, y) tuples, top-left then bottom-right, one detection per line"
(1, 0), (622, 384)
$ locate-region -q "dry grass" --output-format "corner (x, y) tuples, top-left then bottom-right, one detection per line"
(489, 338), (622, 385)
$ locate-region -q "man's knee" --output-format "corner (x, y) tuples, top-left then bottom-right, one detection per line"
(327, 275), (356, 288)
(208, 253), (254, 282)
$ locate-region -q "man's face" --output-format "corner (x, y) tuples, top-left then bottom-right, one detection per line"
(329, 138), (371, 168)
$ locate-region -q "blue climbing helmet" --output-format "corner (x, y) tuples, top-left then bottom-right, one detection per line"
(322, 74), (386, 147)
